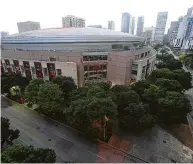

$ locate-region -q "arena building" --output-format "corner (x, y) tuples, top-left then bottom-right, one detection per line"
(1, 28), (156, 87)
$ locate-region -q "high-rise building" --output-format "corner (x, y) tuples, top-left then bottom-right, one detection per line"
(108, 21), (115, 30)
(131, 17), (135, 35)
(136, 16), (144, 36)
(168, 21), (180, 45)
(154, 12), (168, 43)
(17, 21), (40, 33)
(87, 25), (102, 28)
(121, 12), (131, 33)
(174, 16), (193, 50)
(62, 15), (85, 28)
(187, 6), (193, 16)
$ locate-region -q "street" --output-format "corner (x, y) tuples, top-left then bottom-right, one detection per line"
(1, 96), (105, 163)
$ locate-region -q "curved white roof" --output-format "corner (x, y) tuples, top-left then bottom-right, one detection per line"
(2, 28), (143, 43)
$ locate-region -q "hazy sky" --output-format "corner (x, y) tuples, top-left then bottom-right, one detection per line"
(0, 0), (192, 34)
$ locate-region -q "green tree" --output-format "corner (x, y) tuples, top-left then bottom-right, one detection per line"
(156, 59), (182, 70)
(87, 86), (106, 99)
(65, 98), (90, 129)
(25, 78), (44, 107)
(155, 78), (183, 93)
(52, 76), (77, 94)
(1, 73), (30, 94)
(131, 80), (151, 95)
(88, 82), (111, 91)
(116, 90), (140, 114)
(37, 82), (63, 117)
(70, 86), (89, 101)
(87, 97), (117, 121)
(143, 85), (164, 103)
(160, 49), (167, 55)
(1, 145), (56, 163)
(158, 91), (191, 123)
(173, 69), (192, 90)
(148, 68), (174, 82)
(154, 44), (163, 53)
(156, 54), (174, 62)
(1, 117), (20, 148)
(119, 103), (155, 131)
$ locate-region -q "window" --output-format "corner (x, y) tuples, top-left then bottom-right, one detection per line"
(132, 70), (137, 75)
(102, 56), (107, 60)
(142, 66), (146, 73)
(101, 65), (107, 70)
(57, 69), (62, 75)
(145, 52), (147, 57)
(83, 56), (88, 61)
(43, 68), (48, 75)
(84, 65), (88, 71)
(5, 59), (10, 65)
(49, 57), (56, 62)
(141, 53), (144, 58)
(89, 65), (94, 71)
(148, 51), (150, 54)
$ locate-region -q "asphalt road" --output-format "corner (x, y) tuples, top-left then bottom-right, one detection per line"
(1, 96), (106, 163)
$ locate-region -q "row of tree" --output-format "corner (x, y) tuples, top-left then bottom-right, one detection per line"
(1, 117), (56, 163)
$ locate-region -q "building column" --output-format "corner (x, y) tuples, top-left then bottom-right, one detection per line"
(136, 60), (143, 81)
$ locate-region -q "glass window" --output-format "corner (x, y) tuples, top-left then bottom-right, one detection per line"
(132, 70), (137, 75)
(5, 59), (10, 65)
(84, 65), (88, 71)
(145, 52), (147, 57)
(141, 53), (144, 58)
(101, 65), (107, 69)
(57, 69), (62, 75)
(49, 57), (56, 61)
(102, 72), (107, 78)
(103, 56), (107, 60)
(89, 65), (94, 70)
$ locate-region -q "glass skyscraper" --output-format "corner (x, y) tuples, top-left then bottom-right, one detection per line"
(121, 12), (131, 33)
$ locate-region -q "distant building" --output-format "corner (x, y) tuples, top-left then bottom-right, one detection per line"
(187, 6), (193, 16)
(17, 21), (40, 33)
(121, 12), (131, 33)
(108, 21), (115, 30)
(62, 15), (85, 28)
(168, 21), (180, 45)
(173, 16), (193, 50)
(1, 31), (9, 38)
(142, 27), (155, 45)
(154, 12), (168, 43)
(163, 34), (170, 45)
(131, 17), (135, 35)
(87, 25), (102, 28)
(136, 16), (144, 36)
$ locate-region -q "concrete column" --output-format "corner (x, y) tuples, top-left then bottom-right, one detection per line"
(136, 60), (143, 81)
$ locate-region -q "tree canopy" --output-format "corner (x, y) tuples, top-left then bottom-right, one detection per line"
(25, 78), (44, 107)
(37, 82), (63, 116)
(1, 145), (56, 163)
(1, 117), (20, 149)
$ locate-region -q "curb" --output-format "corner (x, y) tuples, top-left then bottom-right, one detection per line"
(2, 95), (148, 163)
